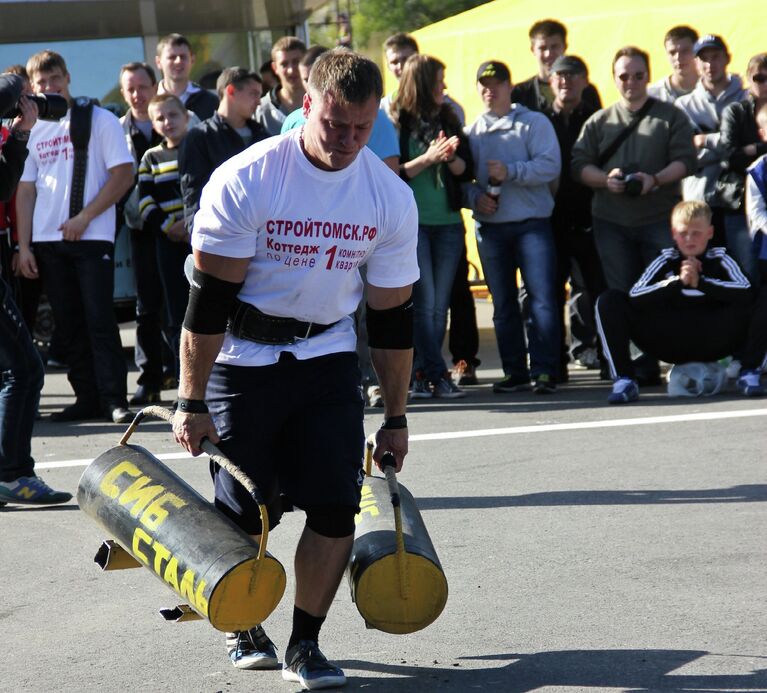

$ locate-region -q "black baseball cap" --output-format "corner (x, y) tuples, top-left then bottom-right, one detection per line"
(694, 34), (728, 56)
(476, 61), (511, 83)
(550, 55), (588, 76)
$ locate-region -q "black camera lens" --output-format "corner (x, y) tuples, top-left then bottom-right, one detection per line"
(623, 174), (643, 197)
(27, 93), (69, 121)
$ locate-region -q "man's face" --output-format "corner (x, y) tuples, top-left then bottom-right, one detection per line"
(272, 49), (304, 89)
(120, 69), (157, 118)
(477, 77), (512, 113)
(228, 78), (262, 120)
(156, 43), (193, 83)
(614, 56), (649, 103)
(31, 67), (71, 100)
(672, 217), (713, 256)
(149, 102), (189, 142)
(749, 66), (767, 102)
(550, 70), (588, 106)
(385, 46), (417, 80)
(664, 38), (695, 75)
(302, 91), (378, 171)
(530, 33), (566, 77)
(696, 47), (730, 87)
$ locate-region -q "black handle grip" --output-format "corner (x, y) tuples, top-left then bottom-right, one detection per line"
(380, 451), (397, 469)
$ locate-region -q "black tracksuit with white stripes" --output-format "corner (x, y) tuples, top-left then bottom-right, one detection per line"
(596, 246), (767, 379)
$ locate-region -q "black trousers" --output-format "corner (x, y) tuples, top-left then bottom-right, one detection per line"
(35, 240), (127, 407)
(448, 241), (480, 367)
(596, 288), (767, 379)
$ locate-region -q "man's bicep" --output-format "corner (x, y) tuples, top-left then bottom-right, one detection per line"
(366, 283), (412, 310)
(193, 249), (250, 283)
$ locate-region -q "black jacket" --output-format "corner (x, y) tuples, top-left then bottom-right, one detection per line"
(511, 75), (602, 113)
(179, 112), (267, 227)
(720, 95), (767, 175)
(185, 86), (220, 121)
(0, 132), (27, 201)
(545, 99), (599, 229)
(397, 106), (474, 213)
(629, 246), (752, 309)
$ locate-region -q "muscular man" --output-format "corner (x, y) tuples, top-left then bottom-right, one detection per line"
(173, 49), (418, 690)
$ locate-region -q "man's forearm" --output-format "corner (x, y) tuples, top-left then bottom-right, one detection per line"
(370, 347), (412, 418)
(15, 182), (35, 249)
(178, 329), (226, 400)
(579, 164), (609, 189)
(78, 163), (133, 223)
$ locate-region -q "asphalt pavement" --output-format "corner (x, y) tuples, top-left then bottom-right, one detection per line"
(2, 313), (766, 693)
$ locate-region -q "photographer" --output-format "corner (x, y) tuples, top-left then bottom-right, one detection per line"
(0, 88), (71, 505)
(572, 47), (697, 295)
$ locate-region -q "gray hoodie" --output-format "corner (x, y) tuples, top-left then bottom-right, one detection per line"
(255, 87), (294, 136)
(675, 74), (747, 203)
(465, 104), (561, 223)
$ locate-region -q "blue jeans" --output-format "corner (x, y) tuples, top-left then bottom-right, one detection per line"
(592, 217), (671, 292)
(0, 275), (44, 481)
(724, 212), (759, 285)
(35, 241), (127, 408)
(413, 223), (465, 382)
(476, 218), (559, 378)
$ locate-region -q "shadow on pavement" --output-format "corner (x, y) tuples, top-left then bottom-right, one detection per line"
(417, 485), (767, 510)
(338, 649), (767, 691)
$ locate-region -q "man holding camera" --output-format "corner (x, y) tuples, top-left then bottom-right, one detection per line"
(0, 83), (71, 505)
(15, 50), (134, 423)
(572, 47), (697, 294)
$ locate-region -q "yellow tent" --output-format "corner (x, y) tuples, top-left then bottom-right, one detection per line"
(400, 1), (756, 282)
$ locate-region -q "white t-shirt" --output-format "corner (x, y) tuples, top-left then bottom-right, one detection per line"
(21, 106), (133, 242)
(192, 128), (419, 366)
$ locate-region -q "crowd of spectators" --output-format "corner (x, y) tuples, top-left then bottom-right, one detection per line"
(2, 18), (767, 430)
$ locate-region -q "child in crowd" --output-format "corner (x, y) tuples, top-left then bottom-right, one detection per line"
(746, 102), (767, 283)
(596, 200), (767, 403)
(138, 94), (191, 380)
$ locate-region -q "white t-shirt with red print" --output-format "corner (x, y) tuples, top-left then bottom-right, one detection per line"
(192, 128), (419, 366)
(21, 106), (133, 243)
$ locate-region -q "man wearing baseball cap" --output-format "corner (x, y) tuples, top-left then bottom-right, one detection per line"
(467, 59), (562, 394)
(675, 34), (751, 278)
(544, 55), (606, 382)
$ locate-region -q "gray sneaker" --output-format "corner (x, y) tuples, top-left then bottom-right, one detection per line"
(282, 640), (346, 690)
(410, 371), (432, 399)
(226, 625), (278, 669)
(433, 374), (466, 399)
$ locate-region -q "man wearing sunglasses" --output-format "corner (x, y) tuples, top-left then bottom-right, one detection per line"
(572, 46), (697, 383)
(675, 35), (751, 279)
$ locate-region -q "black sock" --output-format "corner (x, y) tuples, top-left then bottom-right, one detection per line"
(287, 606), (326, 650)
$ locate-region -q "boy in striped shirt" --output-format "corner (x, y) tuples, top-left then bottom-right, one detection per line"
(139, 93), (191, 379)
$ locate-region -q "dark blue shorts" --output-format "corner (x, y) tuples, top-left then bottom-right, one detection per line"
(206, 351), (365, 534)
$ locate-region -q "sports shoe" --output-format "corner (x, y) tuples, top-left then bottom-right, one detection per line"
(129, 385), (161, 406)
(492, 374), (531, 393)
(452, 360), (478, 386)
(607, 377), (639, 404)
(366, 385), (384, 408)
(282, 639), (346, 690)
(533, 373), (556, 394)
(226, 625), (278, 669)
(162, 375), (180, 391)
(575, 347), (600, 370)
(432, 373), (466, 399)
(410, 371), (432, 399)
(737, 369), (765, 397)
(0, 475), (72, 506)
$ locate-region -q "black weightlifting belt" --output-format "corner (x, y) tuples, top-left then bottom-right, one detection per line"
(228, 299), (338, 345)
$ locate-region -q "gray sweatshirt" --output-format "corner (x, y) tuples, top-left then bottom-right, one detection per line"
(255, 87), (293, 136)
(465, 104), (561, 223)
(675, 75), (747, 203)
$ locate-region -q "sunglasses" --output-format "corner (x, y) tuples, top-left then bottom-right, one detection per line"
(617, 71), (647, 82)
(751, 73), (767, 84)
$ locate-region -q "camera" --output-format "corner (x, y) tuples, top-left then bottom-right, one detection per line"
(0, 73), (68, 122)
(616, 165), (643, 197)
